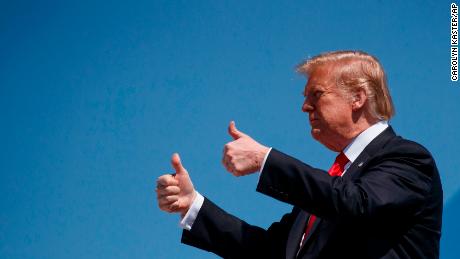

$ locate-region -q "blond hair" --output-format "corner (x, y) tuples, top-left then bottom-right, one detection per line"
(297, 50), (395, 120)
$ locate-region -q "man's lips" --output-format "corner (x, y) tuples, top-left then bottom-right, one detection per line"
(309, 118), (321, 128)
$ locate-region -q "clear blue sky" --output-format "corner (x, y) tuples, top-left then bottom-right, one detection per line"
(1, 1), (459, 258)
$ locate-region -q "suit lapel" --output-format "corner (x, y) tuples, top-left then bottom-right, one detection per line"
(286, 210), (309, 259)
(297, 216), (321, 256)
(286, 212), (323, 259)
(342, 151), (370, 182)
(343, 126), (396, 181)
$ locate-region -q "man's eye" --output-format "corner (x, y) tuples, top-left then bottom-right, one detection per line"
(314, 91), (323, 98)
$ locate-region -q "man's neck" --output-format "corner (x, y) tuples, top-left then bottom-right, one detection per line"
(338, 118), (381, 151)
(338, 120), (389, 175)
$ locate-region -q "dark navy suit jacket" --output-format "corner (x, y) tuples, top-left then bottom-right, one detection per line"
(181, 127), (443, 259)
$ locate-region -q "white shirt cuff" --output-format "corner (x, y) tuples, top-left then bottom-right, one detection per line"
(179, 191), (204, 231)
(259, 147), (273, 173)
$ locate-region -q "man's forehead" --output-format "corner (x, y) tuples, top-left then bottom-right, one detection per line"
(304, 66), (337, 93)
(304, 77), (329, 93)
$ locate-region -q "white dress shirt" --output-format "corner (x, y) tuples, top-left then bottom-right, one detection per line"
(180, 121), (389, 230)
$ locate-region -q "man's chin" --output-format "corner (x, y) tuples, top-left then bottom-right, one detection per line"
(311, 128), (321, 140)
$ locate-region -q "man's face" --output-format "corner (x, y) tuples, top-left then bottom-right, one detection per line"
(302, 66), (354, 151)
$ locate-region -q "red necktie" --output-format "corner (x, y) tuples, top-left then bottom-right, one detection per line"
(300, 152), (349, 246)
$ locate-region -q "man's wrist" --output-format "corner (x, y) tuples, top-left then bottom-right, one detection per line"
(179, 191), (204, 231)
(180, 191), (197, 218)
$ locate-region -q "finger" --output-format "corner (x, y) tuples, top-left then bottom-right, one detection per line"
(156, 185), (180, 196)
(222, 145), (229, 165)
(222, 159), (230, 171)
(221, 153), (231, 171)
(159, 201), (178, 213)
(169, 200), (181, 211)
(157, 174), (179, 187)
(223, 143), (230, 153)
(171, 153), (186, 174)
(159, 195), (179, 206)
(228, 121), (245, 140)
(158, 197), (179, 212)
(222, 143), (230, 163)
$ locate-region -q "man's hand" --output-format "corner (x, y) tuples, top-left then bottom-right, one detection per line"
(156, 153), (196, 217)
(222, 121), (270, 176)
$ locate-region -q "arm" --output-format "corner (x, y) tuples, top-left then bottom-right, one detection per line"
(221, 122), (437, 222)
(156, 153), (298, 258)
(257, 145), (435, 221)
(182, 197), (300, 259)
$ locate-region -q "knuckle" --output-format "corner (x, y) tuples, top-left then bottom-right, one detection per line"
(230, 157), (236, 164)
(166, 179), (178, 186)
(157, 175), (172, 184)
(225, 143), (234, 151)
(234, 163), (242, 170)
(159, 174), (170, 179)
(166, 195), (178, 202)
(166, 186), (179, 194)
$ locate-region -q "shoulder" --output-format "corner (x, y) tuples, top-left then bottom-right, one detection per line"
(382, 135), (433, 158)
(363, 126), (434, 162)
(370, 133), (438, 177)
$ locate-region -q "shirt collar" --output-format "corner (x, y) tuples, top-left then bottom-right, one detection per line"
(342, 120), (389, 163)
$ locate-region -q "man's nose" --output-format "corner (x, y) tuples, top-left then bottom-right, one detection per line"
(302, 99), (314, 113)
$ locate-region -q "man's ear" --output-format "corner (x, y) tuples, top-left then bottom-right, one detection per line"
(351, 88), (367, 111)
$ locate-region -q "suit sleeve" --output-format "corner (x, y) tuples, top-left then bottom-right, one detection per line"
(181, 197), (299, 259)
(257, 145), (436, 222)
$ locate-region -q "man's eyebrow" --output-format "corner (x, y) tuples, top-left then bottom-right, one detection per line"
(305, 84), (321, 95)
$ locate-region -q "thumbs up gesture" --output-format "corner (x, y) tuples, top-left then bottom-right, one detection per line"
(223, 121), (270, 176)
(156, 153), (196, 217)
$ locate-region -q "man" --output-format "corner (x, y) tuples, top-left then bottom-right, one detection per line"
(156, 51), (443, 258)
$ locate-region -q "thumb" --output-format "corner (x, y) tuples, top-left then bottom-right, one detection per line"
(171, 153), (186, 174)
(228, 121), (246, 140)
